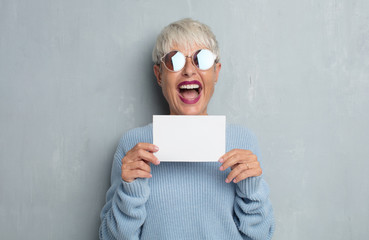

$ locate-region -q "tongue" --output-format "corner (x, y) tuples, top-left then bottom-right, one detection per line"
(181, 89), (199, 99)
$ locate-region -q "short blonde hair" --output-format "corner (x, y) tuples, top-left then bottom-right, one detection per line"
(152, 18), (220, 65)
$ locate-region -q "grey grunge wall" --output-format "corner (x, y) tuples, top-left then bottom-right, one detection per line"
(1, 0), (368, 239)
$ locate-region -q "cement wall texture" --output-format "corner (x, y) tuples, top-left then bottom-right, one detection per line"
(1, 0), (368, 239)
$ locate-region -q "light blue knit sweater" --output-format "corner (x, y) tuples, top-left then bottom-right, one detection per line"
(99, 123), (275, 240)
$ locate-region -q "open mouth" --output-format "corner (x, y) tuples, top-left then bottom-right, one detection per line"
(177, 80), (202, 104)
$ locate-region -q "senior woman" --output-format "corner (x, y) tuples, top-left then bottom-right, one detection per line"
(99, 18), (275, 240)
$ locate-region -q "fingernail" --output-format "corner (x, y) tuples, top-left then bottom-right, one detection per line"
(218, 158), (224, 163)
(154, 146), (159, 151)
(156, 160), (160, 165)
(149, 174), (152, 178)
(225, 178), (230, 183)
(219, 166), (224, 171)
(233, 179), (237, 183)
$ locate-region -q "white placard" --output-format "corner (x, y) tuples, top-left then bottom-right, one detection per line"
(153, 115), (226, 162)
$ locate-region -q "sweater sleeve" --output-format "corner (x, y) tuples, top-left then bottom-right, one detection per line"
(232, 128), (275, 240)
(99, 136), (150, 240)
(234, 176), (275, 240)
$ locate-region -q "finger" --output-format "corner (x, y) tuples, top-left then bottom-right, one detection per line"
(220, 152), (257, 171)
(134, 142), (159, 153)
(225, 161), (259, 183)
(125, 160), (151, 173)
(225, 164), (248, 183)
(232, 168), (262, 183)
(220, 152), (250, 171)
(135, 148), (160, 165)
(131, 169), (153, 179)
(220, 153), (240, 171)
(122, 169), (152, 183)
(218, 149), (252, 163)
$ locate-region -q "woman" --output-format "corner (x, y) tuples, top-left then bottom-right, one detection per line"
(99, 18), (275, 240)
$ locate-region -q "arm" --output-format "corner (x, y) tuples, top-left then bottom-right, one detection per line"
(234, 175), (275, 240)
(219, 130), (275, 239)
(99, 138), (159, 240)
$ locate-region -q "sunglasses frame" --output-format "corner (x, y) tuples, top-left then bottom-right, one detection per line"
(160, 49), (217, 72)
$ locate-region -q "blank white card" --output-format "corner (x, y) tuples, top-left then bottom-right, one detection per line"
(153, 115), (226, 162)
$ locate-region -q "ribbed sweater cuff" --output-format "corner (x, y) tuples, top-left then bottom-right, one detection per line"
(236, 176), (261, 196)
(121, 178), (150, 198)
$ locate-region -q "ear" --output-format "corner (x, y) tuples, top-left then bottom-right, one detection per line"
(153, 64), (162, 86)
(214, 62), (221, 85)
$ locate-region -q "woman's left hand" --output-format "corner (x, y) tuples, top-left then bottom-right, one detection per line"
(218, 149), (262, 183)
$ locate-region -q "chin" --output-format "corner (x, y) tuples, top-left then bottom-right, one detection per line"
(175, 106), (207, 115)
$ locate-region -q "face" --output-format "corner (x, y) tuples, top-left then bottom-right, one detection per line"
(153, 45), (221, 115)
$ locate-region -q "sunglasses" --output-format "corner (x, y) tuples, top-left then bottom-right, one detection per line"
(160, 49), (217, 72)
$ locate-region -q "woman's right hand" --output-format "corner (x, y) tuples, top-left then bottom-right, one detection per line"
(121, 143), (160, 183)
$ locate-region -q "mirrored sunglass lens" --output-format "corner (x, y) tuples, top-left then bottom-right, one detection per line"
(194, 49), (215, 70)
(164, 51), (185, 71)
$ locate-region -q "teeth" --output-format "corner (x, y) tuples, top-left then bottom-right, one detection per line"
(179, 84), (200, 89)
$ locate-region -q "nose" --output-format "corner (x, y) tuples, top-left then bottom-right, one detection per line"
(182, 56), (196, 77)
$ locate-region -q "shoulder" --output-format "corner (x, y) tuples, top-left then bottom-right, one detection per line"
(227, 123), (258, 141)
(118, 123), (153, 153)
(226, 123), (259, 153)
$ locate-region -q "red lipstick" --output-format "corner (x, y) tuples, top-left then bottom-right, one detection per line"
(177, 80), (202, 104)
